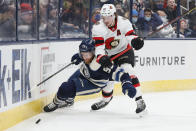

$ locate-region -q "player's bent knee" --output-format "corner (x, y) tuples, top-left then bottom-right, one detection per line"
(57, 81), (76, 99)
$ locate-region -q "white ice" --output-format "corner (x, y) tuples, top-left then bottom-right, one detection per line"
(6, 90), (196, 131)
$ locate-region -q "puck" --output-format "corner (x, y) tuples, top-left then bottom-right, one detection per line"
(35, 118), (41, 124)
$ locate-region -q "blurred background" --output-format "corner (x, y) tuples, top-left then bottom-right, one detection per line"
(0, 0), (196, 42)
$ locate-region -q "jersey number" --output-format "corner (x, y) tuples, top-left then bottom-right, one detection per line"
(103, 67), (112, 73)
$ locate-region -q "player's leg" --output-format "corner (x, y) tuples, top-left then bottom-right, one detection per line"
(91, 81), (114, 110)
(43, 70), (81, 112)
(128, 49), (147, 114)
(113, 49), (146, 114)
(43, 80), (76, 112)
(121, 63), (146, 114)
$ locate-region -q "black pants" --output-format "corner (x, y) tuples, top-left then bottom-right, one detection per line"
(111, 49), (135, 67)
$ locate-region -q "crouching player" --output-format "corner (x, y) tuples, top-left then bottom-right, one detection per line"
(43, 39), (137, 113)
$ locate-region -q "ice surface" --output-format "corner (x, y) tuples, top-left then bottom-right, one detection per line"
(6, 90), (196, 131)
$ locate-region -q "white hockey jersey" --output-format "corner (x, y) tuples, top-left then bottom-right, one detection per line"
(92, 16), (138, 56)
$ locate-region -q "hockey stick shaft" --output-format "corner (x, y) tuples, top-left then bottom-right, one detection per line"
(37, 62), (73, 87)
(146, 7), (196, 38)
(110, 45), (132, 61)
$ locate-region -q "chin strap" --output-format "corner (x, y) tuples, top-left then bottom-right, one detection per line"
(109, 15), (116, 27)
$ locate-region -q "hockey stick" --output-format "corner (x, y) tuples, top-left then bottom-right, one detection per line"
(37, 62), (74, 86)
(28, 62), (74, 92)
(146, 7), (196, 38)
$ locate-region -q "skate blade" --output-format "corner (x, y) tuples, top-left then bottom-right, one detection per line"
(136, 109), (148, 118)
(90, 109), (96, 112)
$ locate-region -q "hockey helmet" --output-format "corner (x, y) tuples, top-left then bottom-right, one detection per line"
(100, 4), (116, 17)
(79, 39), (95, 53)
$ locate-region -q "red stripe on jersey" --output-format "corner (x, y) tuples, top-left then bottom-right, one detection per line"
(93, 37), (104, 41)
(95, 43), (104, 47)
(125, 30), (134, 36)
(96, 54), (106, 63)
(133, 83), (140, 88)
(93, 37), (104, 47)
(110, 44), (132, 61)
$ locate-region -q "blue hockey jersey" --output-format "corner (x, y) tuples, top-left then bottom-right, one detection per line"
(79, 57), (118, 87)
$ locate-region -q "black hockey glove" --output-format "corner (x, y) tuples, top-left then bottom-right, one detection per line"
(131, 37), (144, 50)
(71, 53), (82, 65)
(97, 55), (112, 68)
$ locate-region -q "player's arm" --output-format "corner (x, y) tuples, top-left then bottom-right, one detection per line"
(124, 19), (144, 50)
(92, 36), (105, 56)
(92, 23), (106, 56)
(92, 25), (112, 68)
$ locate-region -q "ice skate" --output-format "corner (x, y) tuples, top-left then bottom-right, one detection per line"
(43, 100), (59, 112)
(91, 96), (113, 110)
(43, 96), (74, 112)
(135, 97), (147, 117)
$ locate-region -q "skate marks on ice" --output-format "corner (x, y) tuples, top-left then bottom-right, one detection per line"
(6, 90), (196, 131)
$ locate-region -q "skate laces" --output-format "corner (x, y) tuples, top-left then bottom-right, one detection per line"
(48, 102), (57, 109)
(96, 100), (106, 107)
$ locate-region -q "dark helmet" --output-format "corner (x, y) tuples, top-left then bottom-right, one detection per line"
(79, 39), (95, 53)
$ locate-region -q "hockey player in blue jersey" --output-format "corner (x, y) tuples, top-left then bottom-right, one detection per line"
(43, 38), (137, 112)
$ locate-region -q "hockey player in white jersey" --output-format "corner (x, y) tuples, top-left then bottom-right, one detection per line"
(43, 38), (137, 112)
(92, 4), (146, 114)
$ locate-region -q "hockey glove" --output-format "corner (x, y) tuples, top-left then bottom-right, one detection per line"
(71, 53), (82, 65)
(97, 55), (112, 68)
(131, 37), (144, 50)
(122, 80), (136, 98)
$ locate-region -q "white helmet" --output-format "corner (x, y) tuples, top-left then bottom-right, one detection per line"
(100, 4), (116, 17)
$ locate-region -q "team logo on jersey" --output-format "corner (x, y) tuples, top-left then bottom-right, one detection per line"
(81, 64), (90, 79)
(105, 37), (119, 49)
(111, 39), (119, 47)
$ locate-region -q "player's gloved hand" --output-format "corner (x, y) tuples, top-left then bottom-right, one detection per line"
(71, 53), (82, 65)
(131, 37), (144, 50)
(97, 55), (112, 68)
(121, 80), (136, 98)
